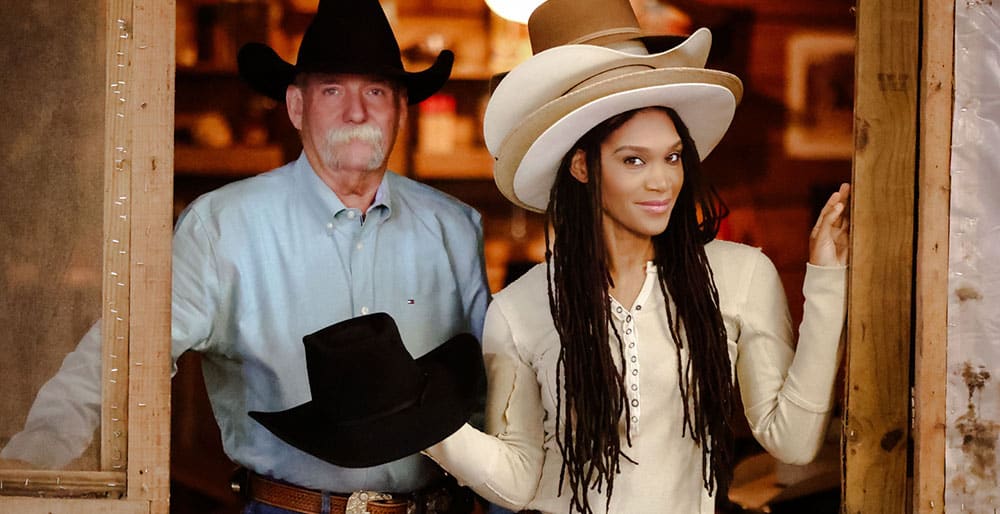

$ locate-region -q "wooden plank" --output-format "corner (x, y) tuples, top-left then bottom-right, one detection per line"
(0, 498), (148, 514)
(843, 0), (920, 512)
(125, 1), (175, 513)
(913, 0), (953, 512)
(101, 0), (133, 474)
(0, 470), (126, 498)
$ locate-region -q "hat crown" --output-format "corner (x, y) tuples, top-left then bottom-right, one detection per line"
(528, 0), (644, 54)
(295, 0), (404, 75)
(236, 0), (454, 104)
(302, 313), (425, 425)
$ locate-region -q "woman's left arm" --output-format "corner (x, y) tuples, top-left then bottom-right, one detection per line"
(736, 183), (850, 464)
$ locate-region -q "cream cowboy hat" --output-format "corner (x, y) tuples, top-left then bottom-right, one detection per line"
(485, 0), (744, 212)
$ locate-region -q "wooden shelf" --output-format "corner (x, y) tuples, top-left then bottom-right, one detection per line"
(412, 146), (494, 179)
(175, 144), (284, 177)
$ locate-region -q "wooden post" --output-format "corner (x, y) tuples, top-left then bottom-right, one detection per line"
(123, 1), (175, 513)
(844, 0), (920, 512)
(913, 0), (954, 511)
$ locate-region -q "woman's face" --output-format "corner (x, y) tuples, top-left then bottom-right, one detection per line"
(573, 108), (685, 241)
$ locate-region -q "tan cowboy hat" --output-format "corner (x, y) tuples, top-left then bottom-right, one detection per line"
(485, 0), (743, 212)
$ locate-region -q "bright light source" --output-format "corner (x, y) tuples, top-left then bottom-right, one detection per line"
(485, 0), (546, 24)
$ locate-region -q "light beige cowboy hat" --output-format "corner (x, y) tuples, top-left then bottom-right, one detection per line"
(485, 0), (744, 212)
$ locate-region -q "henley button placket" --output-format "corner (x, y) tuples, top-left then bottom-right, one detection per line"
(610, 297), (641, 436)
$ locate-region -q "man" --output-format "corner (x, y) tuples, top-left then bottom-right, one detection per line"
(1, 1), (490, 512)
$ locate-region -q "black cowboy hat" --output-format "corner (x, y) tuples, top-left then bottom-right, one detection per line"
(249, 312), (484, 468)
(237, 0), (454, 104)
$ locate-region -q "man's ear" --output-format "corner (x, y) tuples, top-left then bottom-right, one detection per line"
(569, 149), (589, 183)
(286, 84), (304, 130)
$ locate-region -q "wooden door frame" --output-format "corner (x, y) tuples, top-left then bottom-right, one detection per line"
(0, 0), (174, 512)
(845, 0), (953, 512)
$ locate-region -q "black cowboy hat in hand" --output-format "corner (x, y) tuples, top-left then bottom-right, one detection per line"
(249, 312), (484, 468)
(237, 0), (454, 104)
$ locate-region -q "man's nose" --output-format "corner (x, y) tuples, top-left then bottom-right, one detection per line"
(343, 90), (368, 123)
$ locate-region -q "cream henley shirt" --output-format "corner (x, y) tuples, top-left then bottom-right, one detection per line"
(426, 239), (847, 513)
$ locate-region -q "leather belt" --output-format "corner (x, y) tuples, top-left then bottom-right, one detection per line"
(248, 473), (410, 514)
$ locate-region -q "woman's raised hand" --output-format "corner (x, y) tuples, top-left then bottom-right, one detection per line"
(808, 183), (851, 267)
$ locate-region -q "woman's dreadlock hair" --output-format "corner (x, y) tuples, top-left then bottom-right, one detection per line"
(544, 106), (735, 514)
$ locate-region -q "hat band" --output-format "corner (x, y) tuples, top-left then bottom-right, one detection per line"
(566, 64), (655, 94)
(324, 378), (426, 427)
(567, 26), (643, 46)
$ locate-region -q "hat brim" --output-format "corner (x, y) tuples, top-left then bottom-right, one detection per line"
(248, 332), (483, 468)
(237, 42), (454, 105)
(484, 28), (713, 156)
(493, 68), (742, 212)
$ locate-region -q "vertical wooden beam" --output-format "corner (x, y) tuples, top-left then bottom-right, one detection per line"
(844, 0), (920, 512)
(125, 1), (174, 513)
(913, 0), (954, 511)
(102, 0), (134, 474)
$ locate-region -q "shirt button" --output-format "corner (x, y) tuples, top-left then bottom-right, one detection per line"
(626, 315), (631, 322)
(630, 356), (637, 363)
(631, 399), (639, 407)
(361, 306), (369, 315)
(616, 306), (623, 313)
(626, 328), (632, 334)
(631, 384), (638, 391)
(326, 222), (334, 229)
(356, 243), (363, 250)
(629, 343), (635, 348)
(635, 305), (642, 311)
(347, 210), (356, 219)
(631, 416), (638, 423)
(631, 369), (638, 376)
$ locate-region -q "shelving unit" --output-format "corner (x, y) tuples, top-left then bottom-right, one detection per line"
(175, 144), (284, 177)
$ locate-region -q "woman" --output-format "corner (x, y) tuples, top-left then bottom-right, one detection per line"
(424, 2), (850, 513)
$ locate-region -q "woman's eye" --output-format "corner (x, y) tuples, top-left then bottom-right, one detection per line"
(624, 156), (645, 166)
(666, 152), (682, 164)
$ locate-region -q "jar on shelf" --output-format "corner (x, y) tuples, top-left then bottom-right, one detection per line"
(417, 93), (457, 154)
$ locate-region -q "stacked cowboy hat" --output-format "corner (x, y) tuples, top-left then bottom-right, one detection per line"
(485, 0), (744, 212)
(249, 313), (485, 468)
(236, 0), (453, 104)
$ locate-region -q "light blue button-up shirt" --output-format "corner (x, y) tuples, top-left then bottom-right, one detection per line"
(171, 154), (490, 492)
(2, 153), (489, 493)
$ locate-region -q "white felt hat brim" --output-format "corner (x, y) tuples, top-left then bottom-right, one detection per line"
(494, 67), (742, 212)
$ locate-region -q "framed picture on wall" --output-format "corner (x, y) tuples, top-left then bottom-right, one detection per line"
(784, 31), (856, 160)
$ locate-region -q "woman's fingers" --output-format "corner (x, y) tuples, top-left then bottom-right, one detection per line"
(809, 183), (851, 266)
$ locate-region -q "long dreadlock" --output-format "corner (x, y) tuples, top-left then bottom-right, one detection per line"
(545, 106), (735, 514)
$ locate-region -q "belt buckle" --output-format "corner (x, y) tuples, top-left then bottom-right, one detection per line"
(346, 490), (393, 514)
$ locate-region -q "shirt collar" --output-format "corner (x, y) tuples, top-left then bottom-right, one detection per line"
(294, 152), (394, 225)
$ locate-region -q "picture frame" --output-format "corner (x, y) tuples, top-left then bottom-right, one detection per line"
(784, 31), (856, 160)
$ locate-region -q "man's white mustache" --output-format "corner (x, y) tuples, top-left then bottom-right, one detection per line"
(326, 125), (384, 145)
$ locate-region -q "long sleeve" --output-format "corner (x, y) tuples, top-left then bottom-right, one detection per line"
(425, 301), (546, 511)
(736, 256), (847, 464)
(0, 204), (219, 469)
(0, 322), (103, 468)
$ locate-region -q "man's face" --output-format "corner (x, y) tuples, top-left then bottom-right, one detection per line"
(287, 73), (406, 173)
